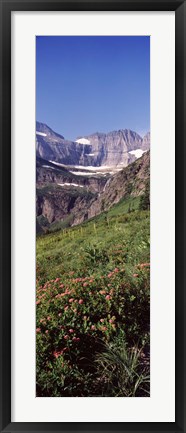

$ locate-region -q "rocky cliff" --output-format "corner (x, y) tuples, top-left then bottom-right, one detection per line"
(141, 132), (150, 150)
(36, 185), (96, 229)
(36, 122), (150, 168)
(36, 157), (108, 193)
(87, 150), (150, 220)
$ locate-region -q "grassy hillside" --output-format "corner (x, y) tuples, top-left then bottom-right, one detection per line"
(36, 196), (150, 397)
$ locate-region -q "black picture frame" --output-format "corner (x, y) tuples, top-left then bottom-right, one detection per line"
(0, 0), (185, 432)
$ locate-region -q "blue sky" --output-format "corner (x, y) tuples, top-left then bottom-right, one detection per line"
(36, 36), (150, 140)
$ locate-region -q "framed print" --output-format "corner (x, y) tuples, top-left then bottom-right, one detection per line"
(0, 0), (185, 432)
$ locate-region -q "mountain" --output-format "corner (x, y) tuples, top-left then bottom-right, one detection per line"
(36, 122), (150, 167)
(86, 150), (150, 221)
(142, 132), (150, 150)
(77, 129), (143, 167)
(36, 122), (83, 165)
(36, 151), (150, 231)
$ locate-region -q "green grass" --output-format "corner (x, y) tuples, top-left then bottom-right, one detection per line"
(37, 196), (149, 282)
(36, 195), (150, 397)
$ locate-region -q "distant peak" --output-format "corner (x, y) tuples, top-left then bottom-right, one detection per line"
(36, 121), (65, 139)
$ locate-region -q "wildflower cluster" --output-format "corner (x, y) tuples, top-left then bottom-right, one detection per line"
(36, 264), (150, 397)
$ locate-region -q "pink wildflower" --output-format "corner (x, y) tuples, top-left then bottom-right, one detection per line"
(55, 278), (60, 283)
(99, 290), (106, 295)
(114, 268), (119, 273)
(79, 299), (83, 304)
(36, 328), (41, 333)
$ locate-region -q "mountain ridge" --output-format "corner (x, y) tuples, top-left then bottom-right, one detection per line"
(36, 121), (150, 167)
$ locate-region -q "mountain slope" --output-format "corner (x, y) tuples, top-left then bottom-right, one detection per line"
(36, 151), (150, 231)
(86, 150), (150, 220)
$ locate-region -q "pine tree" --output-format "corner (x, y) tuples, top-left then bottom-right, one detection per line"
(139, 180), (150, 210)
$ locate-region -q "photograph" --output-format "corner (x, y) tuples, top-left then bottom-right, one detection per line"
(36, 35), (150, 397)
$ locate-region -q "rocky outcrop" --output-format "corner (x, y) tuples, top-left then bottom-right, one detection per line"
(36, 185), (96, 226)
(87, 151), (150, 219)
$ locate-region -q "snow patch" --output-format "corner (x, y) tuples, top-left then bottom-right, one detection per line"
(70, 171), (95, 176)
(43, 165), (54, 169)
(36, 131), (47, 137)
(49, 161), (66, 167)
(129, 149), (146, 159)
(58, 183), (84, 188)
(75, 138), (91, 145)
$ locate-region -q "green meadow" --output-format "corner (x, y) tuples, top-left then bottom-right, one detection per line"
(36, 196), (150, 397)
